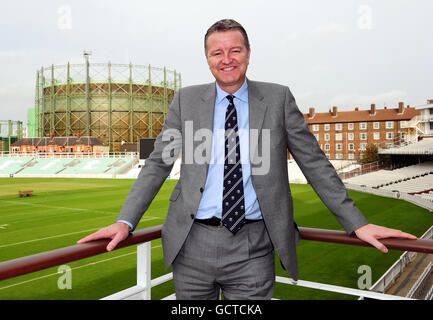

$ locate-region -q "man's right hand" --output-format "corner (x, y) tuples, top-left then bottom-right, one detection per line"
(77, 222), (130, 251)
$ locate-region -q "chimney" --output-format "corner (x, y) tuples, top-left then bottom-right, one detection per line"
(427, 99), (433, 105)
(308, 107), (315, 118)
(398, 101), (404, 114)
(370, 104), (376, 115)
(331, 106), (337, 117)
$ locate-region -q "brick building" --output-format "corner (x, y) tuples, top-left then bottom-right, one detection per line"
(10, 135), (109, 154)
(303, 102), (420, 160)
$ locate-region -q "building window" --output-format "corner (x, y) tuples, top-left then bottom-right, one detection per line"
(348, 143), (354, 151)
(335, 133), (342, 141)
(373, 122), (380, 129)
(400, 121), (407, 128)
(336, 153), (343, 159)
(348, 123), (354, 130)
(336, 143), (343, 151)
(324, 124), (330, 131)
(335, 123), (342, 131)
(386, 143), (394, 148)
(348, 133), (354, 140)
(374, 132), (380, 140)
(324, 133), (330, 141)
(324, 144), (330, 151)
(359, 143), (367, 151)
(312, 124), (319, 131)
(325, 154), (330, 159)
(360, 122), (367, 130)
(348, 153), (355, 160)
(386, 132), (394, 140)
(360, 133), (368, 140)
(314, 134), (319, 141)
(386, 121), (394, 129)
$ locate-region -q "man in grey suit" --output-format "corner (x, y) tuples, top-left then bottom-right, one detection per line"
(78, 19), (416, 299)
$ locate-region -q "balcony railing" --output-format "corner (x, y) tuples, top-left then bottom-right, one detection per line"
(1, 225), (432, 300)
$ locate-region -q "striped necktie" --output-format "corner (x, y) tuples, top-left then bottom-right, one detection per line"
(222, 95), (246, 234)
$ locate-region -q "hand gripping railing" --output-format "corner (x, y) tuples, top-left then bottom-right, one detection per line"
(1, 225), (433, 299)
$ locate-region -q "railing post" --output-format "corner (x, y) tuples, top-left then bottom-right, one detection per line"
(137, 242), (151, 300)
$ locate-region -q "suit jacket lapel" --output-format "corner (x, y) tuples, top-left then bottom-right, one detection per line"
(198, 82), (216, 131)
(247, 79), (268, 160)
(196, 82), (216, 180)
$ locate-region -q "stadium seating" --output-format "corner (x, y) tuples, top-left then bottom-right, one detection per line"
(60, 158), (124, 174)
(0, 156), (138, 177)
(18, 158), (74, 175)
(0, 157), (34, 175)
(380, 175), (433, 193)
(343, 161), (433, 188)
(104, 158), (136, 173)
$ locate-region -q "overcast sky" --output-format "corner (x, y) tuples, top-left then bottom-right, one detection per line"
(1, 0), (432, 125)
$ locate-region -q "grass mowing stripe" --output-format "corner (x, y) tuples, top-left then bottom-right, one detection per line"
(0, 200), (119, 217)
(0, 228), (99, 248)
(0, 216), (162, 248)
(0, 245), (163, 291)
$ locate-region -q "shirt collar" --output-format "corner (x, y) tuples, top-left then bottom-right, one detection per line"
(215, 79), (248, 104)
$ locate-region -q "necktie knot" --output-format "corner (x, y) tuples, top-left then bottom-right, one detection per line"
(226, 95), (235, 104)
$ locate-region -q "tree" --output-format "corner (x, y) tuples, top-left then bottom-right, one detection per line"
(361, 143), (380, 164)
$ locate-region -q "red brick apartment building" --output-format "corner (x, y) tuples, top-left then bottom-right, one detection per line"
(303, 102), (420, 160)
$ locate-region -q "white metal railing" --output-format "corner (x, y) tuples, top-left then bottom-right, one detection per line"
(406, 262), (432, 299)
(100, 239), (413, 301)
(0, 152), (138, 158)
(426, 283), (433, 300)
(413, 115), (433, 123)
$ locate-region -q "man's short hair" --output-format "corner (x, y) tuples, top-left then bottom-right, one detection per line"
(204, 19), (250, 56)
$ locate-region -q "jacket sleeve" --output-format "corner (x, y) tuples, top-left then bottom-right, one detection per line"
(116, 90), (182, 230)
(283, 86), (368, 235)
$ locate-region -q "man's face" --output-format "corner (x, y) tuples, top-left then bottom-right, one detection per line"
(206, 30), (251, 94)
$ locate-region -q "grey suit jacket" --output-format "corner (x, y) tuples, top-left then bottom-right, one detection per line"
(117, 79), (368, 280)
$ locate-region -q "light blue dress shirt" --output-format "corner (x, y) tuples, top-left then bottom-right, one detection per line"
(118, 79), (263, 230)
(195, 80), (262, 220)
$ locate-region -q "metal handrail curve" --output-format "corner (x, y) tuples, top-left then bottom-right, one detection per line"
(1, 225), (432, 282)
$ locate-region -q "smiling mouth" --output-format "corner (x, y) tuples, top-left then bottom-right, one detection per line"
(221, 66), (236, 71)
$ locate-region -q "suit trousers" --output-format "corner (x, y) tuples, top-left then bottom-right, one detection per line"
(172, 219), (275, 300)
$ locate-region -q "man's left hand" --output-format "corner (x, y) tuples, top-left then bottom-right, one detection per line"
(354, 223), (417, 253)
